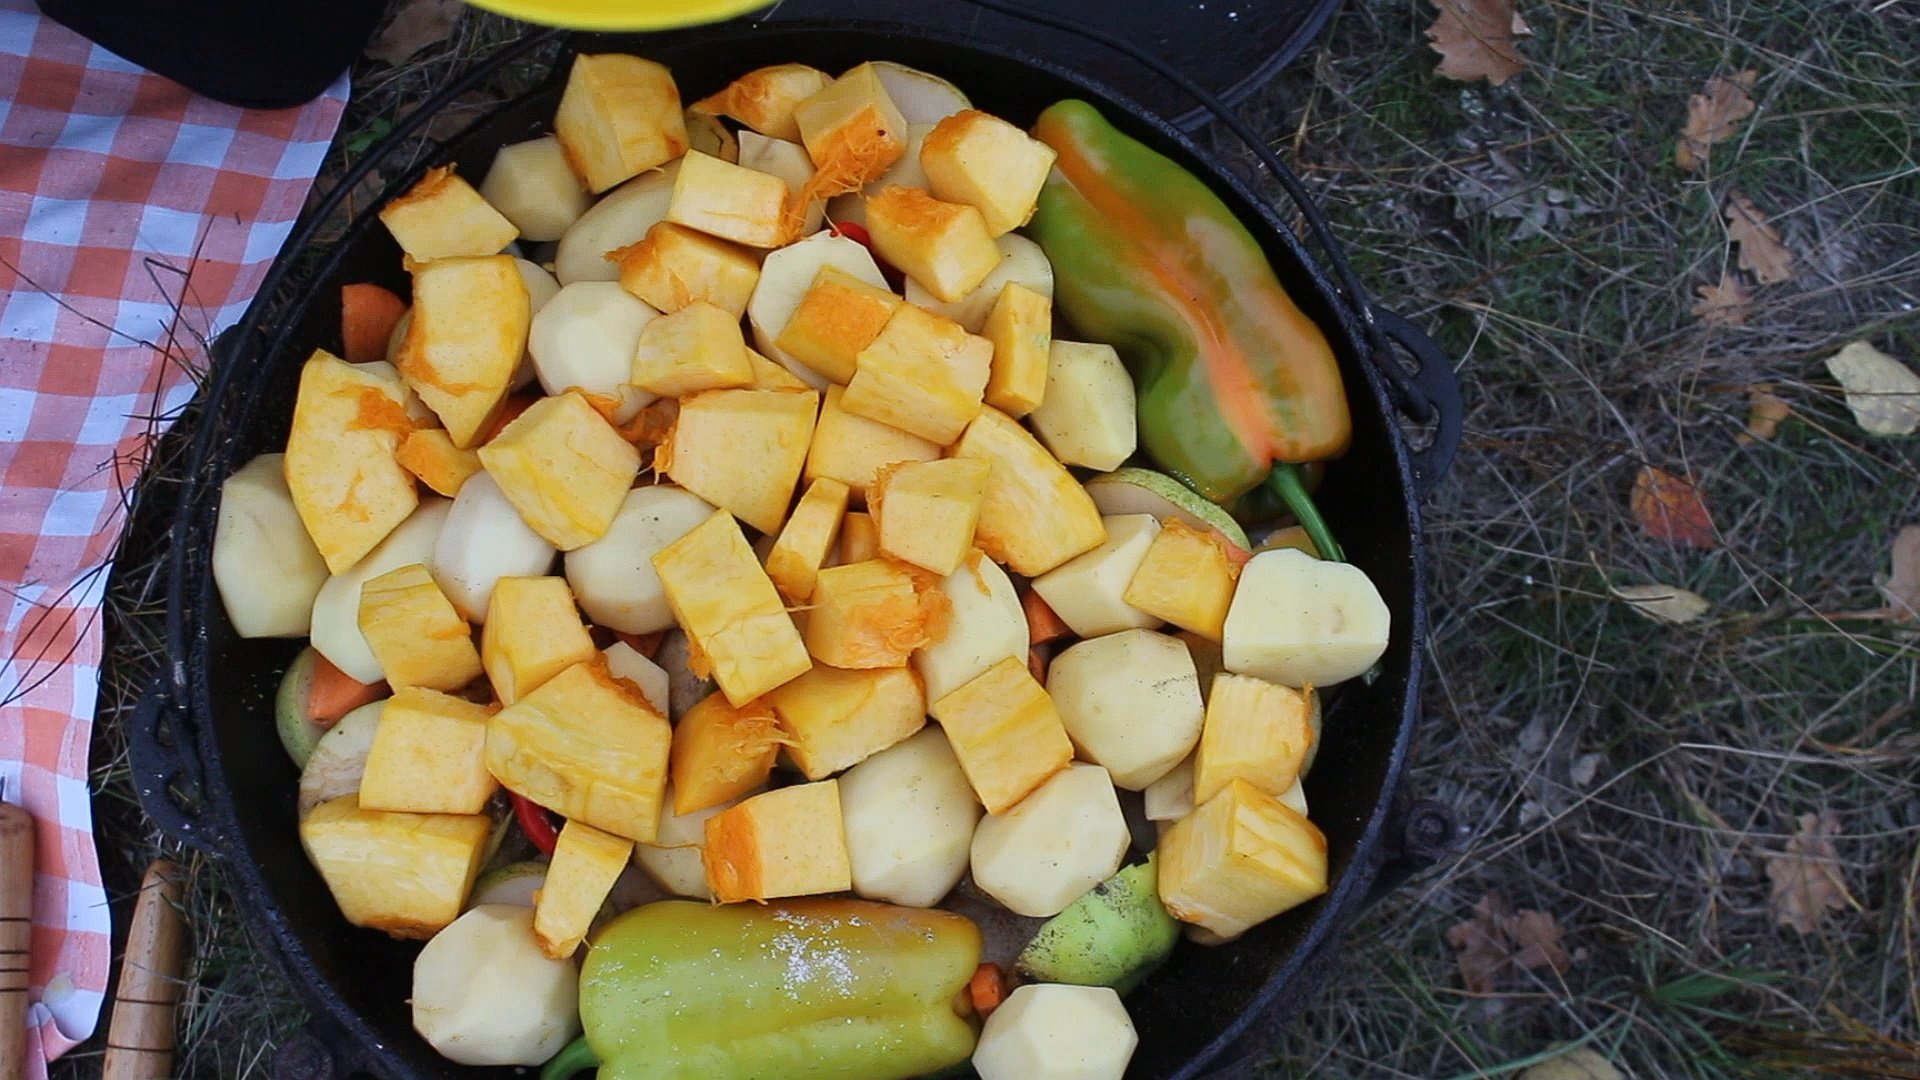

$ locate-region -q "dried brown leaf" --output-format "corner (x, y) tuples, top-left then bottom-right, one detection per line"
(365, 0), (462, 66)
(1611, 583), (1711, 624)
(1426, 0), (1529, 87)
(1446, 891), (1574, 992)
(1521, 1047), (1626, 1080)
(1631, 466), (1718, 548)
(1883, 525), (1920, 624)
(1826, 340), (1920, 436)
(1765, 811), (1853, 935)
(1676, 71), (1757, 171)
(1691, 272), (1752, 326)
(1741, 384), (1791, 442)
(1726, 191), (1795, 285)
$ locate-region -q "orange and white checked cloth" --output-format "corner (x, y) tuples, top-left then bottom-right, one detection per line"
(0, 0), (345, 1072)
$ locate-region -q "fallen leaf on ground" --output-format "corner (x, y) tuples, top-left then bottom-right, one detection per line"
(1740, 384), (1791, 442)
(1676, 71), (1758, 171)
(1826, 340), (1920, 436)
(1521, 1047), (1626, 1080)
(1765, 811), (1852, 935)
(1631, 466), (1718, 548)
(1453, 160), (1600, 241)
(1691, 272), (1752, 326)
(365, 0), (462, 66)
(1426, 0), (1530, 86)
(1446, 891), (1573, 993)
(1882, 525), (1920, 624)
(1726, 191), (1794, 285)
(1612, 583), (1711, 624)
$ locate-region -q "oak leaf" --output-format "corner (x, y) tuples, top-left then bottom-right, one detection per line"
(1740, 384), (1790, 442)
(1765, 811), (1853, 935)
(1726, 191), (1794, 285)
(1882, 525), (1920, 625)
(1676, 71), (1757, 171)
(1826, 340), (1920, 437)
(1691, 272), (1752, 326)
(1445, 891), (1573, 993)
(365, 0), (462, 66)
(1521, 1048), (1626, 1080)
(1631, 466), (1718, 548)
(1612, 583), (1710, 624)
(1427, 0), (1530, 87)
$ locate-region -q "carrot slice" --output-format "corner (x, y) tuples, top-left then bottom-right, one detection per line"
(1022, 589), (1072, 646)
(307, 653), (387, 728)
(341, 283), (407, 365)
(968, 963), (1007, 1017)
(615, 631), (664, 659)
(1027, 646), (1049, 685)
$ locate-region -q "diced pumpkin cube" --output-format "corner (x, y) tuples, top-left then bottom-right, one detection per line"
(919, 110), (1058, 237)
(299, 795), (489, 939)
(479, 134), (590, 242)
(871, 458), (989, 576)
(949, 407), (1107, 576)
(486, 659), (672, 842)
(1124, 518), (1242, 641)
(356, 563), (483, 692)
(479, 576), (596, 705)
(476, 391), (641, 550)
(805, 559), (945, 669)
(1192, 674), (1314, 805)
(378, 165), (519, 261)
(840, 511), (878, 563)
(979, 282), (1050, 417)
(841, 302), (990, 445)
(652, 509), (813, 705)
(666, 150), (789, 248)
(767, 664), (925, 779)
(930, 655), (1074, 814)
(736, 131), (825, 235)
(284, 350), (418, 573)
(773, 266), (901, 384)
(865, 186), (1001, 303)
(804, 384), (941, 498)
(630, 300), (754, 397)
(396, 254), (529, 448)
(553, 53), (689, 194)
(703, 780), (851, 902)
(660, 388), (818, 535)
(670, 691), (783, 815)
(613, 221), (761, 318)
(358, 687), (497, 814)
(766, 477), (851, 603)
(533, 819), (634, 957)
(749, 348), (814, 392)
(1157, 778), (1328, 940)
(793, 63), (908, 205)
(395, 428), (482, 497)
(691, 63), (831, 142)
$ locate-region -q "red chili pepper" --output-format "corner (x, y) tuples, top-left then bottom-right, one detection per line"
(830, 219), (906, 292)
(511, 793), (560, 856)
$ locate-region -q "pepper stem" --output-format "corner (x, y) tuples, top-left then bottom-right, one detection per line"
(541, 1036), (598, 1080)
(1265, 464), (1344, 563)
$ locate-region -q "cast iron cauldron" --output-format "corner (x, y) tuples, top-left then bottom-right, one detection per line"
(132, 19), (1463, 1080)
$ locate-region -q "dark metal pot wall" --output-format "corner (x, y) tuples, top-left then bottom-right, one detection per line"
(137, 20), (1461, 1080)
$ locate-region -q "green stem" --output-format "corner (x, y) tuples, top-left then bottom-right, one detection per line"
(1265, 464), (1344, 562)
(541, 1036), (598, 1080)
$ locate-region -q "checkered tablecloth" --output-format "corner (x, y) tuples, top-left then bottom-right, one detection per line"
(0, 1), (345, 1071)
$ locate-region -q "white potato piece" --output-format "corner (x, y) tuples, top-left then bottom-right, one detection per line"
(515, 258), (561, 313)
(747, 230), (890, 388)
(1047, 629), (1203, 790)
(824, 123), (933, 229)
(309, 499), (452, 683)
(553, 161), (681, 284)
(972, 983), (1138, 1080)
(906, 233), (1052, 333)
(633, 784), (755, 899)
(602, 641), (670, 715)
(432, 472), (556, 623)
(839, 727), (983, 907)
(563, 486), (715, 634)
(911, 553), (1027, 703)
(214, 453), (329, 637)
(1143, 756), (1195, 822)
(528, 281), (659, 424)
(1223, 548), (1390, 688)
(970, 763), (1129, 918)
(871, 62), (970, 124)
(1030, 514), (1160, 638)
(736, 131), (825, 236)
(481, 136), (591, 243)
(1030, 341), (1137, 472)
(297, 700), (383, 817)
(412, 904), (579, 1067)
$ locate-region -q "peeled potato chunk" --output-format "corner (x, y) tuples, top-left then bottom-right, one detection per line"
(431, 471), (557, 624)
(972, 984), (1138, 1080)
(527, 281), (658, 424)
(1030, 513), (1161, 638)
(911, 552), (1027, 704)
(552, 161), (680, 284)
(1222, 547), (1390, 688)
(1046, 629), (1203, 791)
(480, 135), (590, 243)
(970, 762), (1129, 918)
(214, 453), (329, 638)
(565, 486), (717, 635)
(634, 784), (756, 899)
(838, 726), (982, 908)
(1029, 340), (1137, 473)
(411, 904), (579, 1066)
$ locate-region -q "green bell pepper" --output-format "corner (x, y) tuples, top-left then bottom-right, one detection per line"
(543, 898), (981, 1080)
(1028, 99), (1352, 560)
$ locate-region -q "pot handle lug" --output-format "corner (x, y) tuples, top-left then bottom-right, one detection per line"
(128, 679), (225, 858)
(1366, 307), (1462, 500)
(1362, 796), (1465, 909)
(272, 1019), (375, 1080)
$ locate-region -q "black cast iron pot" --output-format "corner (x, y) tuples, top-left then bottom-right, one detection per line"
(133, 18), (1463, 1080)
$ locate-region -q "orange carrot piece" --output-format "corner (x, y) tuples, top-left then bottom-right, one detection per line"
(341, 283), (407, 365)
(615, 631), (664, 659)
(1022, 589), (1072, 645)
(1027, 646), (1048, 685)
(307, 652), (387, 728)
(968, 963), (1007, 1018)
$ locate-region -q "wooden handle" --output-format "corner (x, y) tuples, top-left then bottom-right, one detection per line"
(102, 861), (187, 1080)
(0, 801), (34, 1080)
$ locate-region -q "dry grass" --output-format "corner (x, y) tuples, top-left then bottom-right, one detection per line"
(79, 1), (1920, 1077)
